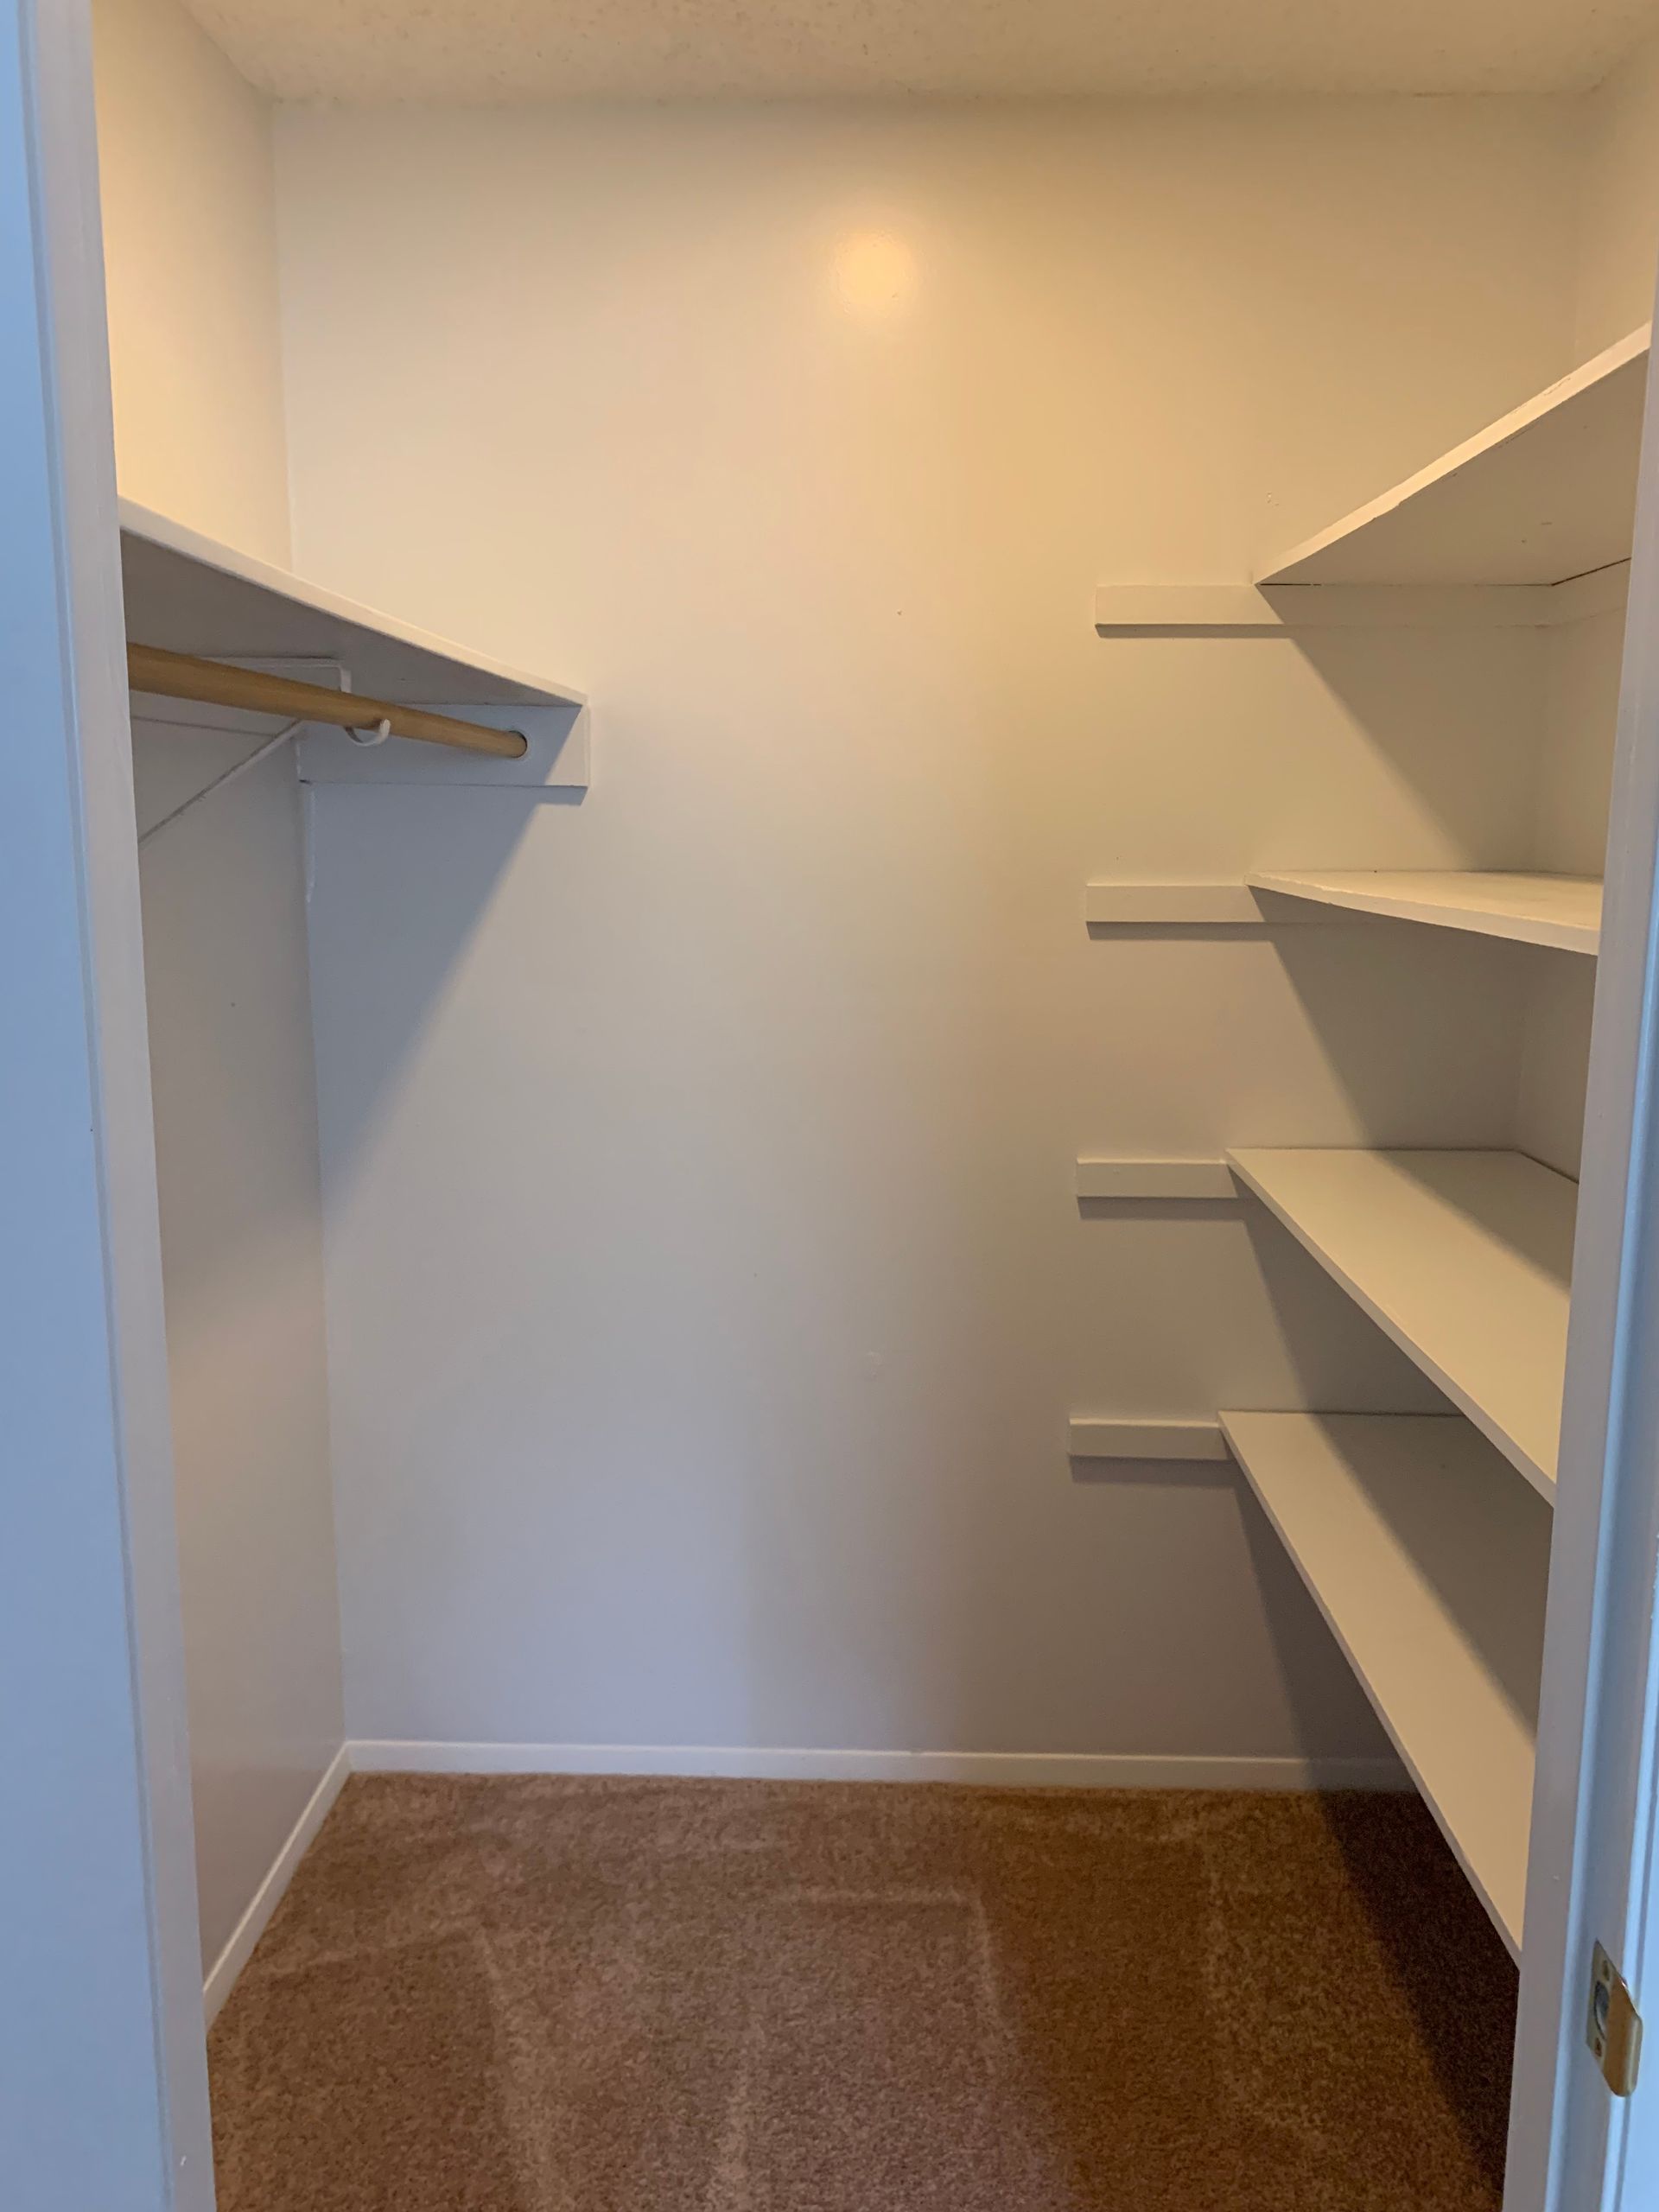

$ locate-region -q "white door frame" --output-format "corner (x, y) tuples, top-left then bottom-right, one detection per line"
(0, 0), (213, 2204)
(1509, 313), (1659, 2209)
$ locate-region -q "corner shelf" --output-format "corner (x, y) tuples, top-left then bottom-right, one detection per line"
(1248, 869), (1601, 954)
(1227, 1148), (1574, 1499)
(1256, 325), (1649, 588)
(1222, 1411), (1548, 1960)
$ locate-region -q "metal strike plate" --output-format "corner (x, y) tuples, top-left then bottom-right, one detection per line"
(1588, 1941), (1643, 2097)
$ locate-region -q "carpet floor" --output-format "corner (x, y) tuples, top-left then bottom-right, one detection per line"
(208, 1776), (1517, 2211)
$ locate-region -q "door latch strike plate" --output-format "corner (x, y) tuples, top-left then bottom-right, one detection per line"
(1588, 1942), (1643, 2097)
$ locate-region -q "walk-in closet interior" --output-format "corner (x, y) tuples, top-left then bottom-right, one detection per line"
(73, 0), (1659, 2201)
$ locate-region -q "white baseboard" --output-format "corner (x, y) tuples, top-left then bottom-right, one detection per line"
(347, 1739), (1408, 1792)
(201, 1743), (352, 2026)
(197, 1737), (1408, 2017)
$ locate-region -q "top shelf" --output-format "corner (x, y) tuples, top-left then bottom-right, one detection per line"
(1256, 326), (1651, 588)
(1249, 868), (1601, 955)
(118, 500), (586, 713)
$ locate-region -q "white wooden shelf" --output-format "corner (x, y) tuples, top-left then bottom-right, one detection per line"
(1248, 869), (1601, 954)
(118, 500), (589, 788)
(120, 500), (585, 708)
(1227, 1148), (1574, 1498)
(1221, 1412), (1549, 1960)
(1256, 325), (1650, 588)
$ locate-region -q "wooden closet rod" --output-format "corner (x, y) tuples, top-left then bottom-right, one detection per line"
(126, 645), (529, 760)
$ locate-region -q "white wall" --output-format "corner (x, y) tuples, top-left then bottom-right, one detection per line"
(1573, 28), (1659, 356)
(1514, 601), (1630, 1180)
(92, 0), (343, 1978)
(276, 97), (1580, 1762)
(1518, 29), (1659, 1179)
(132, 730), (345, 1976)
(92, 0), (290, 563)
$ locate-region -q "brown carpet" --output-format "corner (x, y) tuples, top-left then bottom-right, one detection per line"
(209, 1776), (1516, 2211)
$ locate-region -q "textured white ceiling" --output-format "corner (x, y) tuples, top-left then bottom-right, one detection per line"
(183, 0), (1659, 104)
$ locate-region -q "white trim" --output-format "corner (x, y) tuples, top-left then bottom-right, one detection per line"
(1076, 1158), (1236, 1200)
(1085, 881), (1267, 925)
(192, 1731), (1414, 2024)
(1510, 322), (1659, 2211)
(200, 1745), (352, 2026)
(346, 1739), (1407, 1791)
(1069, 1416), (1233, 1461)
(1, 3), (216, 2199)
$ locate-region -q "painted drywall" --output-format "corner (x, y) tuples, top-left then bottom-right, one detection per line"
(1511, 601), (1630, 1181)
(1520, 9), (1659, 1172)
(92, 0), (290, 563)
(1529, 41), (1659, 1176)
(274, 97), (1582, 1762)
(1573, 27), (1659, 354)
(91, 0), (342, 1983)
(136, 730), (344, 1976)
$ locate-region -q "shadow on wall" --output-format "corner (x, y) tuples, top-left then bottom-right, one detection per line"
(1258, 924), (1531, 1150)
(1230, 1484), (1397, 1758)
(305, 785), (581, 1191)
(1079, 918), (1529, 1154)
(1066, 1456), (1395, 1766)
(138, 738), (351, 1962)
(1266, 624), (1549, 861)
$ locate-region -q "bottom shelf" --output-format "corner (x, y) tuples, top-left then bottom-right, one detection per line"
(1220, 1411), (1551, 1960)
